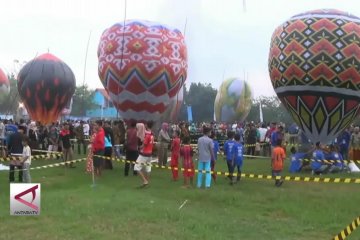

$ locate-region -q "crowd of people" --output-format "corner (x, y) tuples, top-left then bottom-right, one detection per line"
(0, 118), (359, 188)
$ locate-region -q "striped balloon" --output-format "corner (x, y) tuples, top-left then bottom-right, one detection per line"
(98, 20), (188, 123)
(0, 68), (10, 102)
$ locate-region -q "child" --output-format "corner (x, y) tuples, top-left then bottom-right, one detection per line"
(271, 139), (286, 187)
(328, 145), (344, 173)
(21, 137), (32, 183)
(223, 131), (236, 182)
(210, 132), (219, 182)
(288, 147), (305, 173)
(85, 131), (96, 174)
(231, 133), (244, 184)
(170, 130), (181, 181)
(311, 142), (330, 175)
(180, 136), (194, 188)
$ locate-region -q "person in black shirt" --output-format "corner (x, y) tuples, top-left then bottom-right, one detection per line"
(60, 123), (74, 168)
(8, 126), (25, 182)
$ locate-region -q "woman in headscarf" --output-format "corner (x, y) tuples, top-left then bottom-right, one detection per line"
(28, 121), (39, 155)
(157, 122), (170, 166)
(136, 123), (146, 144)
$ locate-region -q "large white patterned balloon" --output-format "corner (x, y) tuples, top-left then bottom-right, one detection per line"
(214, 78), (252, 123)
(98, 20), (188, 123)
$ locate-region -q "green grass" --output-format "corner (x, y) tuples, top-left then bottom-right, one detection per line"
(0, 150), (360, 240)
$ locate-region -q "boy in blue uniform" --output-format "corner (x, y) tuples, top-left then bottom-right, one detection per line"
(231, 133), (244, 184)
(289, 147), (305, 173)
(223, 131), (236, 182)
(328, 145), (344, 173)
(311, 142), (330, 175)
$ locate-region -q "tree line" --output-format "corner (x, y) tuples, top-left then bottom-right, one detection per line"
(0, 77), (294, 125)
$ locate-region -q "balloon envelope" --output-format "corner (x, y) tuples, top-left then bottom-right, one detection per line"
(0, 68), (10, 102)
(268, 9), (360, 144)
(61, 97), (73, 115)
(214, 78), (252, 123)
(98, 20), (187, 123)
(161, 85), (184, 122)
(18, 53), (76, 124)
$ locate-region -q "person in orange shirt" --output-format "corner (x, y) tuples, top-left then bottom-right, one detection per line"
(272, 139), (286, 187)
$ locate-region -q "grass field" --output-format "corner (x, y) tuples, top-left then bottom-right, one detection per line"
(0, 150), (360, 240)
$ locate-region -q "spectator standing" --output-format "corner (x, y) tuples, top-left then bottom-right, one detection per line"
(197, 127), (215, 189)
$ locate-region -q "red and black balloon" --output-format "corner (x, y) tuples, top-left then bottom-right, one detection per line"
(18, 53), (76, 124)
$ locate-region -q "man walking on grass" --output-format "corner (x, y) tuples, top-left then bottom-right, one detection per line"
(134, 121), (154, 188)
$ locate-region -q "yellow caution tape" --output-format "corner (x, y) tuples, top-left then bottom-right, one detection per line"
(333, 216), (360, 240)
(96, 155), (360, 184)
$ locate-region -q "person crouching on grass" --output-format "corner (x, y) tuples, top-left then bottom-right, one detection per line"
(134, 121), (154, 188)
(21, 137), (32, 183)
(271, 139), (286, 187)
(170, 130), (181, 181)
(180, 136), (194, 188)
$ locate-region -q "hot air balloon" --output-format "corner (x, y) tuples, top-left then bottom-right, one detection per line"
(268, 9), (360, 144)
(214, 78), (252, 123)
(0, 68), (10, 102)
(161, 85), (184, 122)
(61, 97), (73, 116)
(98, 20), (187, 123)
(17, 53), (76, 124)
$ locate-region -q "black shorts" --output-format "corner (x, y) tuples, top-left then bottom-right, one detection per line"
(126, 150), (139, 161)
(93, 150), (104, 168)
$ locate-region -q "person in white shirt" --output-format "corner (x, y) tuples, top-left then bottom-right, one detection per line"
(0, 120), (4, 140)
(0, 120), (5, 154)
(83, 121), (90, 140)
(258, 124), (268, 156)
(21, 137), (32, 183)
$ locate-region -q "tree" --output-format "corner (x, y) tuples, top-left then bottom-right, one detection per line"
(71, 85), (97, 116)
(184, 82), (217, 122)
(247, 96), (293, 125)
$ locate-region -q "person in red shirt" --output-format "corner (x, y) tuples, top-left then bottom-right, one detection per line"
(170, 130), (181, 181)
(134, 121), (154, 187)
(92, 120), (105, 177)
(180, 136), (194, 188)
(271, 139), (286, 187)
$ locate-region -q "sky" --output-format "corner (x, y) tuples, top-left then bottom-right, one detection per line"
(1, 0), (360, 98)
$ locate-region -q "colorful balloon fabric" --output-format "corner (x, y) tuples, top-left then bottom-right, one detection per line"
(98, 20), (187, 122)
(18, 53), (76, 124)
(214, 78), (252, 123)
(269, 9), (360, 144)
(61, 97), (73, 115)
(161, 85), (184, 122)
(0, 68), (10, 102)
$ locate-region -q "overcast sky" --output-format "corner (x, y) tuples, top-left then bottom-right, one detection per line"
(1, 0), (359, 98)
